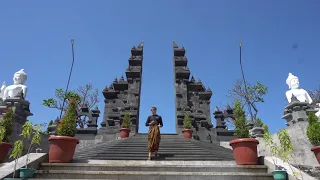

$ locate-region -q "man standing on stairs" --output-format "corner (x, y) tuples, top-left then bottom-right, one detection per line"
(145, 106), (163, 160)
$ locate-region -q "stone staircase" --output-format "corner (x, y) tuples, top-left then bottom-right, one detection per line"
(30, 134), (273, 179)
(73, 133), (235, 161)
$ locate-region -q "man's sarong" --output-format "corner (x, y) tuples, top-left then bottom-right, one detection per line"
(148, 125), (161, 153)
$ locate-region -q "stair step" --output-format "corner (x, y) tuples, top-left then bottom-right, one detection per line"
(39, 163), (268, 173)
(76, 151), (223, 155)
(72, 157), (234, 161)
(34, 170), (273, 180)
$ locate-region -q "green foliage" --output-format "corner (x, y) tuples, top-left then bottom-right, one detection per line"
(9, 140), (24, 159)
(57, 98), (78, 137)
(183, 113), (193, 129)
(263, 125), (281, 164)
(257, 118), (268, 133)
(277, 129), (294, 163)
(234, 99), (249, 138)
(247, 82), (268, 103)
(0, 108), (15, 143)
(121, 112), (131, 128)
(45, 120), (53, 134)
(228, 80), (268, 124)
(307, 112), (320, 146)
(19, 121), (44, 168)
(42, 88), (81, 111)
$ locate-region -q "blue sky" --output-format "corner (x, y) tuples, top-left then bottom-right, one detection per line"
(0, 0), (319, 134)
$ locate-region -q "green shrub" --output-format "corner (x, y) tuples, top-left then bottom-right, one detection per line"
(0, 108), (15, 143)
(121, 112), (131, 128)
(277, 129), (294, 162)
(183, 113), (192, 129)
(57, 98), (78, 137)
(307, 112), (320, 146)
(234, 99), (249, 138)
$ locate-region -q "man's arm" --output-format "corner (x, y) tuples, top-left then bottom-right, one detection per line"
(158, 116), (163, 127)
(145, 116), (151, 126)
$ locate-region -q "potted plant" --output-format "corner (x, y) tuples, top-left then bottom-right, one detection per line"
(48, 98), (79, 163)
(182, 113), (193, 139)
(119, 112), (131, 138)
(5, 140), (23, 180)
(0, 108), (14, 163)
(229, 99), (259, 165)
(306, 112), (320, 164)
(263, 125), (287, 180)
(19, 122), (44, 178)
(5, 121), (44, 179)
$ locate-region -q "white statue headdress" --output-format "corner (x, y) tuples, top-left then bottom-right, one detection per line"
(13, 69), (27, 84)
(286, 73), (298, 88)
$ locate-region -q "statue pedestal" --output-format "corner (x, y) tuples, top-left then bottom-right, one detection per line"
(0, 97), (33, 124)
(282, 101), (317, 126)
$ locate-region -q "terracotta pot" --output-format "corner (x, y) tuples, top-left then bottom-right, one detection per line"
(182, 129), (193, 139)
(229, 138), (259, 165)
(311, 146), (320, 164)
(119, 128), (130, 138)
(48, 136), (79, 163)
(0, 142), (12, 163)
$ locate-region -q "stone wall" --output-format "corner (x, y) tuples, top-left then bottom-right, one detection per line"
(257, 121), (318, 166)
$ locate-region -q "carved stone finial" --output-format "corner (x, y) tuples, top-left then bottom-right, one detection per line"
(108, 84), (113, 89)
(132, 45), (136, 49)
(190, 76), (195, 82)
(173, 41), (178, 48)
(197, 78), (202, 83)
(206, 87), (212, 92)
(138, 41), (144, 48)
(120, 75), (125, 81)
(95, 106), (99, 110)
(181, 46), (185, 50)
(113, 78), (118, 83)
(226, 105), (232, 111)
(215, 106), (220, 111)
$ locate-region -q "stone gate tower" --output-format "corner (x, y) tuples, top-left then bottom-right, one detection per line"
(98, 42), (144, 139)
(173, 42), (216, 142)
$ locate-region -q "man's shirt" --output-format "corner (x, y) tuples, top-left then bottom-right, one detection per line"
(145, 114), (163, 127)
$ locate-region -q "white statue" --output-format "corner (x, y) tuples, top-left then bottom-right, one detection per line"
(1, 69), (28, 100)
(0, 82), (6, 99)
(285, 73), (313, 104)
(285, 73), (320, 118)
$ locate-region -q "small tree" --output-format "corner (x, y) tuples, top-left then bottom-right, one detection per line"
(307, 112), (320, 146)
(10, 140), (23, 178)
(121, 112), (131, 128)
(183, 113), (192, 129)
(57, 98), (78, 137)
(0, 108), (15, 143)
(227, 79), (268, 125)
(42, 83), (99, 128)
(233, 99), (249, 138)
(20, 121), (44, 168)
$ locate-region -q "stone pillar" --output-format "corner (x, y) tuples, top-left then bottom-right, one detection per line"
(282, 101), (317, 126)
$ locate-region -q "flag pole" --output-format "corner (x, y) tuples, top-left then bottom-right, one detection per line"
(239, 42), (253, 120)
(59, 39), (76, 119)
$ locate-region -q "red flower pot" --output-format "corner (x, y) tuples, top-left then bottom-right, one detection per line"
(48, 136), (79, 163)
(311, 146), (320, 164)
(0, 142), (12, 163)
(230, 138), (259, 165)
(182, 129), (193, 139)
(119, 128), (130, 138)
